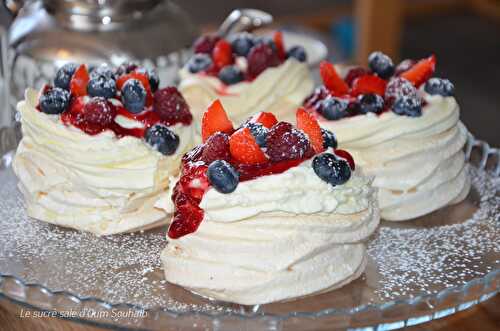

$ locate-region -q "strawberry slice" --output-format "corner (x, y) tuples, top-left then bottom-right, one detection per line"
(229, 127), (268, 164)
(273, 31), (286, 60)
(249, 111), (278, 129)
(350, 75), (387, 96)
(400, 54), (436, 87)
(296, 108), (325, 153)
(335, 149), (355, 170)
(319, 61), (349, 95)
(69, 64), (89, 97)
(212, 39), (233, 68)
(201, 99), (234, 142)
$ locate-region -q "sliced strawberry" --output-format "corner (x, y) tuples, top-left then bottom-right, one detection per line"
(350, 75), (387, 96)
(229, 127), (268, 165)
(335, 149), (355, 170)
(273, 31), (286, 60)
(69, 64), (89, 97)
(400, 54), (436, 87)
(201, 99), (234, 142)
(212, 39), (233, 68)
(319, 61), (349, 95)
(249, 112), (278, 129)
(296, 108), (324, 153)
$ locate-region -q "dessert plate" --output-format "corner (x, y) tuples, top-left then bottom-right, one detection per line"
(0, 133), (498, 331)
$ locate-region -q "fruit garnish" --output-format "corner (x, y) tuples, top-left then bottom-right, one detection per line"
(201, 132), (231, 164)
(313, 153), (351, 186)
(350, 75), (387, 96)
(344, 67), (369, 87)
(384, 77), (418, 104)
(187, 54), (213, 74)
(394, 59), (416, 76)
(229, 127), (268, 164)
(116, 71), (151, 91)
(207, 160), (239, 194)
(266, 122), (313, 162)
(321, 128), (337, 149)
(201, 99), (234, 142)
(212, 39), (233, 69)
(231, 33), (255, 57)
(247, 43), (281, 79)
(69, 64), (89, 97)
(193, 34), (221, 54)
(319, 61), (349, 95)
(368, 51), (395, 79)
(218, 65), (244, 85)
(54, 63), (77, 90)
(296, 108), (325, 153)
(424, 77), (454, 97)
(334, 149), (355, 170)
(153, 87), (193, 125)
(357, 93), (385, 114)
(319, 96), (349, 120)
(248, 111), (278, 129)
(121, 79), (146, 114)
(400, 54), (436, 87)
(242, 122), (268, 147)
(286, 46), (307, 62)
(39, 87), (70, 115)
(273, 31), (286, 59)
(144, 124), (180, 156)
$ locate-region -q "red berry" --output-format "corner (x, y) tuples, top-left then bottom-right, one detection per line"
(350, 75), (387, 96)
(334, 149), (355, 170)
(304, 86), (330, 110)
(394, 59), (416, 76)
(153, 87), (193, 125)
(229, 127), (268, 165)
(116, 71), (151, 91)
(70, 64), (89, 97)
(247, 43), (281, 79)
(212, 39), (233, 69)
(273, 31), (286, 60)
(344, 67), (370, 87)
(266, 122), (313, 162)
(193, 34), (221, 54)
(82, 97), (116, 126)
(400, 55), (436, 87)
(201, 99), (234, 142)
(296, 108), (324, 153)
(201, 132), (231, 164)
(248, 111), (278, 129)
(319, 61), (349, 95)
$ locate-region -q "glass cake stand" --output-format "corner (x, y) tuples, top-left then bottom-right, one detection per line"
(0, 133), (498, 331)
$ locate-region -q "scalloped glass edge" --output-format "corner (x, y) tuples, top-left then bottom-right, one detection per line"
(0, 132), (498, 331)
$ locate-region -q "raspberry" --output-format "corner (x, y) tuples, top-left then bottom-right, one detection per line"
(266, 122), (313, 162)
(193, 35), (221, 54)
(153, 87), (193, 125)
(247, 43), (281, 79)
(201, 132), (231, 164)
(82, 97), (115, 126)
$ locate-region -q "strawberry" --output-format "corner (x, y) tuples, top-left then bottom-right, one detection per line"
(400, 54), (436, 87)
(273, 31), (286, 60)
(319, 61), (349, 95)
(296, 108), (324, 153)
(334, 149), (355, 170)
(212, 39), (233, 68)
(229, 127), (268, 164)
(201, 99), (234, 142)
(350, 75), (387, 96)
(69, 64), (89, 97)
(248, 111), (278, 129)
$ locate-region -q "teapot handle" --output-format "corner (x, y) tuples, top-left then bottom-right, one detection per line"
(217, 9), (273, 38)
(3, 0), (24, 16)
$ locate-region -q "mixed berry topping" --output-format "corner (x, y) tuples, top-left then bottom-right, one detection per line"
(304, 52), (452, 119)
(312, 153), (351, 186)
(168, 101), (354, 239)
(188, 31), (308, 85)
(37, 62), (193, 155)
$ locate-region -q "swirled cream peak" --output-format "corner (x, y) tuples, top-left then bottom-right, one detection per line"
(13, 88), (195, 235)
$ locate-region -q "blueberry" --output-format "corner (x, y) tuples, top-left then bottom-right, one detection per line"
(321, 128), (338, 149)
(287, 46), (307, 62)
(187, 53), (213, 73)
(357, 93), (385, 114)
(243, 122), (268, 147)
(122, 79), (146, 113)
(218, 65), (244, 85)
(319, 96), (349, 120)
(313, 153), (351, 186)
(424, 77), (454, 97)
(87, 74), (117, 98)
(90, 64), (115, 80)
(230, 33), (255, 57)
(368, 51), (395, 79)
(144, 124), (179, 155)
(207, 160), (240, 194)
(54, 63), (77, 90)
(393, 96), (422, 117)
(39, 87), (70, 114)
(148, 69), (160, 92)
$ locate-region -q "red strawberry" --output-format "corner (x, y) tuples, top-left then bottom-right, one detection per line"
(296, 108), (324, 153)
(201, 99), (234, 142)
(350, 75), (387, 96)
(273, 31), (286, 60)
(344, 67), (370, 87)
(319, 61), (349, 95)
(248, 112), (278, 129)
(212, 39), (233, 68)
(334, 149), (355, 170)
(69, 64), (89, 97)
(400, 55), (436, 87)
(229, 127), (268, 165)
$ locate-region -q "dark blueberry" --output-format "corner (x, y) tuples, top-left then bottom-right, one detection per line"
(254, 36), (277, 52)
(90, 64), (115, 80)
(313, 153), (351, 186)
(392, 96), (422, 117)
(122, 79), (146, 114)
(39, 87), (70, 115)
(187, 53), (213, 73)
(286, 46), (307, 62)
(424, 77), (454, 97)
(148, 69), (160, 92)
(319, 96), (349, 120)
(357, 93), (385, 114)
(218, 65), (244, 85)
(144, 124), (180, 155)
(207, 160), (240, 194)
(230, 33), (255, 57)
(54, 63), (77, 90)
(243, 122), (268, 147)
(321, 128), (338, 149)
(368, 51), (395, 79)
(87, 74), (117, 98)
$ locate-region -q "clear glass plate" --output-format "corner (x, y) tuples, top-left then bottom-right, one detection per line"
(0, 134), (498, 331)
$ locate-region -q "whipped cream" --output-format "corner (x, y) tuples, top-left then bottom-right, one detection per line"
(178, 58), (313, 125)
(13, 88), (195, 235)
(161, 156), (380, 304)
(320, 92), (470, 221)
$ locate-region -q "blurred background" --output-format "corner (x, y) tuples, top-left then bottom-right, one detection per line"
(0, 0), (499, 145)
